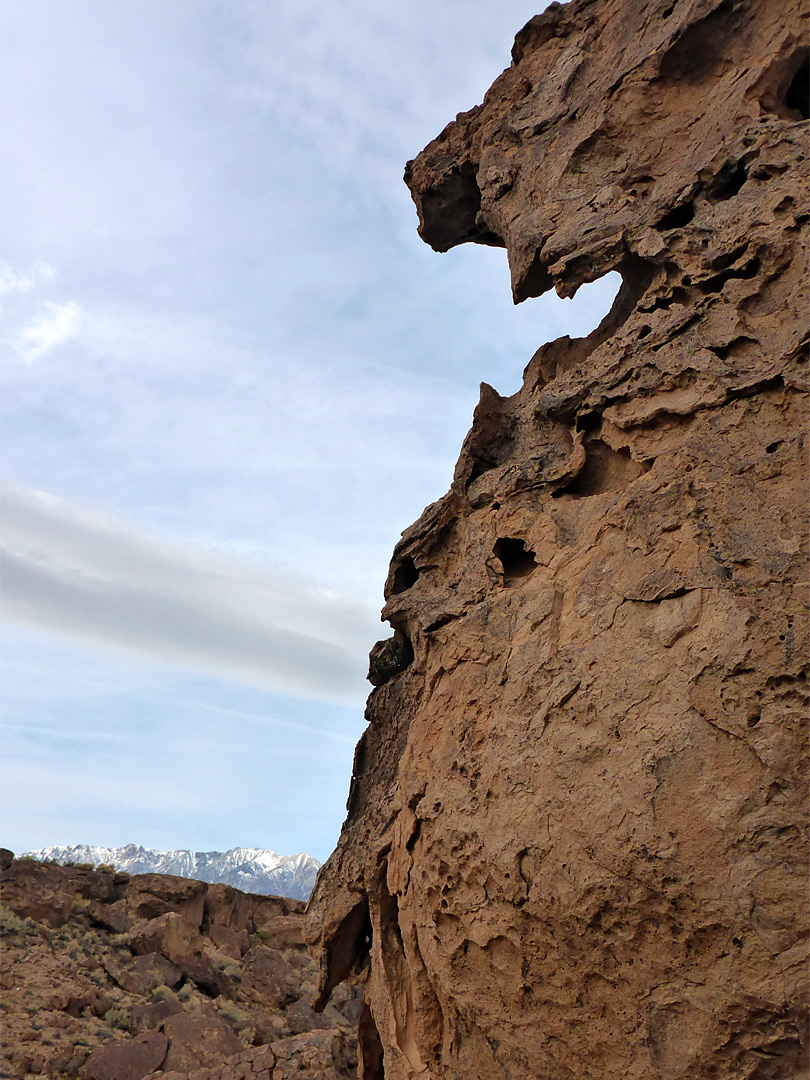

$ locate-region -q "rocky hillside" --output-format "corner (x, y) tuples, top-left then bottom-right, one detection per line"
(25, 846), (321, 903)
(305, 1), (809, 1078)
(0, 851), (359, 1080)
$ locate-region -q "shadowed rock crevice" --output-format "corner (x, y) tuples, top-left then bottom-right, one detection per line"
(551, 437), (652, 499)
(493, 537), (537, 584)
(785, 51), (809, 118)
(367, 631), (414, 687)
(357, 1004), (385, 1080)
(313, 897), (371, 1013)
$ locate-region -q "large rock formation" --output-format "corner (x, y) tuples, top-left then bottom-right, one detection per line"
(306, 1), (809, 1077)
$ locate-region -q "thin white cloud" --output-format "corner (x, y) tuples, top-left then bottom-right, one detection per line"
(0, 261), (55, 301)
(10, 299), (82, 362)
(0, 481), (380, 704)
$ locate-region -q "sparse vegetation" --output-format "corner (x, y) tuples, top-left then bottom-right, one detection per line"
(103, 1006), (136, 1033)
(0, 904), (28, 936)
(1, 855), (360, 1077)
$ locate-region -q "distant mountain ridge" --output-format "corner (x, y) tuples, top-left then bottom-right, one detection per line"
(24, 843), (321, 901)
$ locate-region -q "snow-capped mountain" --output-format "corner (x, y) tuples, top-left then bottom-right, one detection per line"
(23, 844), (321, 901)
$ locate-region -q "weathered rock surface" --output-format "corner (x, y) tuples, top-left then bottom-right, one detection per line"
(306, 2), (809, 1078)
(0, 856), (360, 1080)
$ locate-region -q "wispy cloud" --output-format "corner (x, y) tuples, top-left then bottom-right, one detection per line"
(10, 299), (82, 362)
(0, 261), (55, 301)
(0, 481), (379, 703)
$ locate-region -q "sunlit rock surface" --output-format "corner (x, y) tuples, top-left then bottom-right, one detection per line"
(306, 1), (809, 1077)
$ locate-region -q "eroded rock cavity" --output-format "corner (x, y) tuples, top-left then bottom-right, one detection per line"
(306, 2), (809, 1077)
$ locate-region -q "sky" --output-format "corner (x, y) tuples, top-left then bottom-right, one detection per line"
(0, 0), (621, 863)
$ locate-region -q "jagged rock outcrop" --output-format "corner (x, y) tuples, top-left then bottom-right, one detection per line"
(306, 2), (809, 1078)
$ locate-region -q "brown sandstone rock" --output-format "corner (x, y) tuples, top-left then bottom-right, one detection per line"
(127, 912), (225, 996)
(209, 922), (251, 959)
(240, 945), (300, 1010)
(1, 856), (359, 1078)
(1, 858), (76, 926)
(126, 874), (208, 927)
(0, 856), (118, 927)
(205, 881), (256, 932)
(81, 1028), (168, 1080)
(88, 896), (134, 933)
(160, 1012), (243, 1072)
(270, 1030), (358, 1080)
(306, 2), (809, 1078)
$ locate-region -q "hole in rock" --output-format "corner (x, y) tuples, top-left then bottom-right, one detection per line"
(392, 556), (420, 594)
(314, 897), (372, 1011)
(575, 410), (602, 433)
(655, 201), (695, 230)
(367, 630), (414, 686)
(656, 0), (738, 82)
(709, 160), (748, 201)
(553, 439), (652, 498)
(765, 440), (782, 454)
(711, 244), (749, 271)
(785, 52), (809, 119)
(697, 257), (760, 294)
(494, 537), (537, 585)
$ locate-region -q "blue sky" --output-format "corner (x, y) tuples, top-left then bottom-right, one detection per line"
(0, 0), (619, 863)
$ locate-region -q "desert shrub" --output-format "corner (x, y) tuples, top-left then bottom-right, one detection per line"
(219, 1004), (250, 1026)
(214, 959), (242, 983)
(0, 904), (28, 936)
(103, 1006), (135, 1033)
(151, 985), (178, 1003)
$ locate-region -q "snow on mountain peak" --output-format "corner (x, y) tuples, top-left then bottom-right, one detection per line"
(22, 843), (322, 901)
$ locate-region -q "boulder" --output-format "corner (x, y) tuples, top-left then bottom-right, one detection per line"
(126, 912), (224, 996)
(80, 1029), (167, 1080)
(270, 1030), (358, 1080)
(124, 874), (207, 927)
(160, 1012), (242, 1073)
(208, 922), (250, 960)
(87, 898), (133, 934)
(240, 945), (300, 1010)
(1, 858), (74, 926)
(128, 997), (183, 1032)
(204, 881), (255, 932)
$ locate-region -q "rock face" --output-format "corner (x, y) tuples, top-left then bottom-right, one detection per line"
(305, 2), (809, 1078)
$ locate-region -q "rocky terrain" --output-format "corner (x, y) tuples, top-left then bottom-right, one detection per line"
(24, 847), (321, 904)
(306, 1), (809, 1079)
(0, 851), (359, 1079)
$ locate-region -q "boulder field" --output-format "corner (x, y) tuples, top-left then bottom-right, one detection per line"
(0, 853), (360, 1079)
